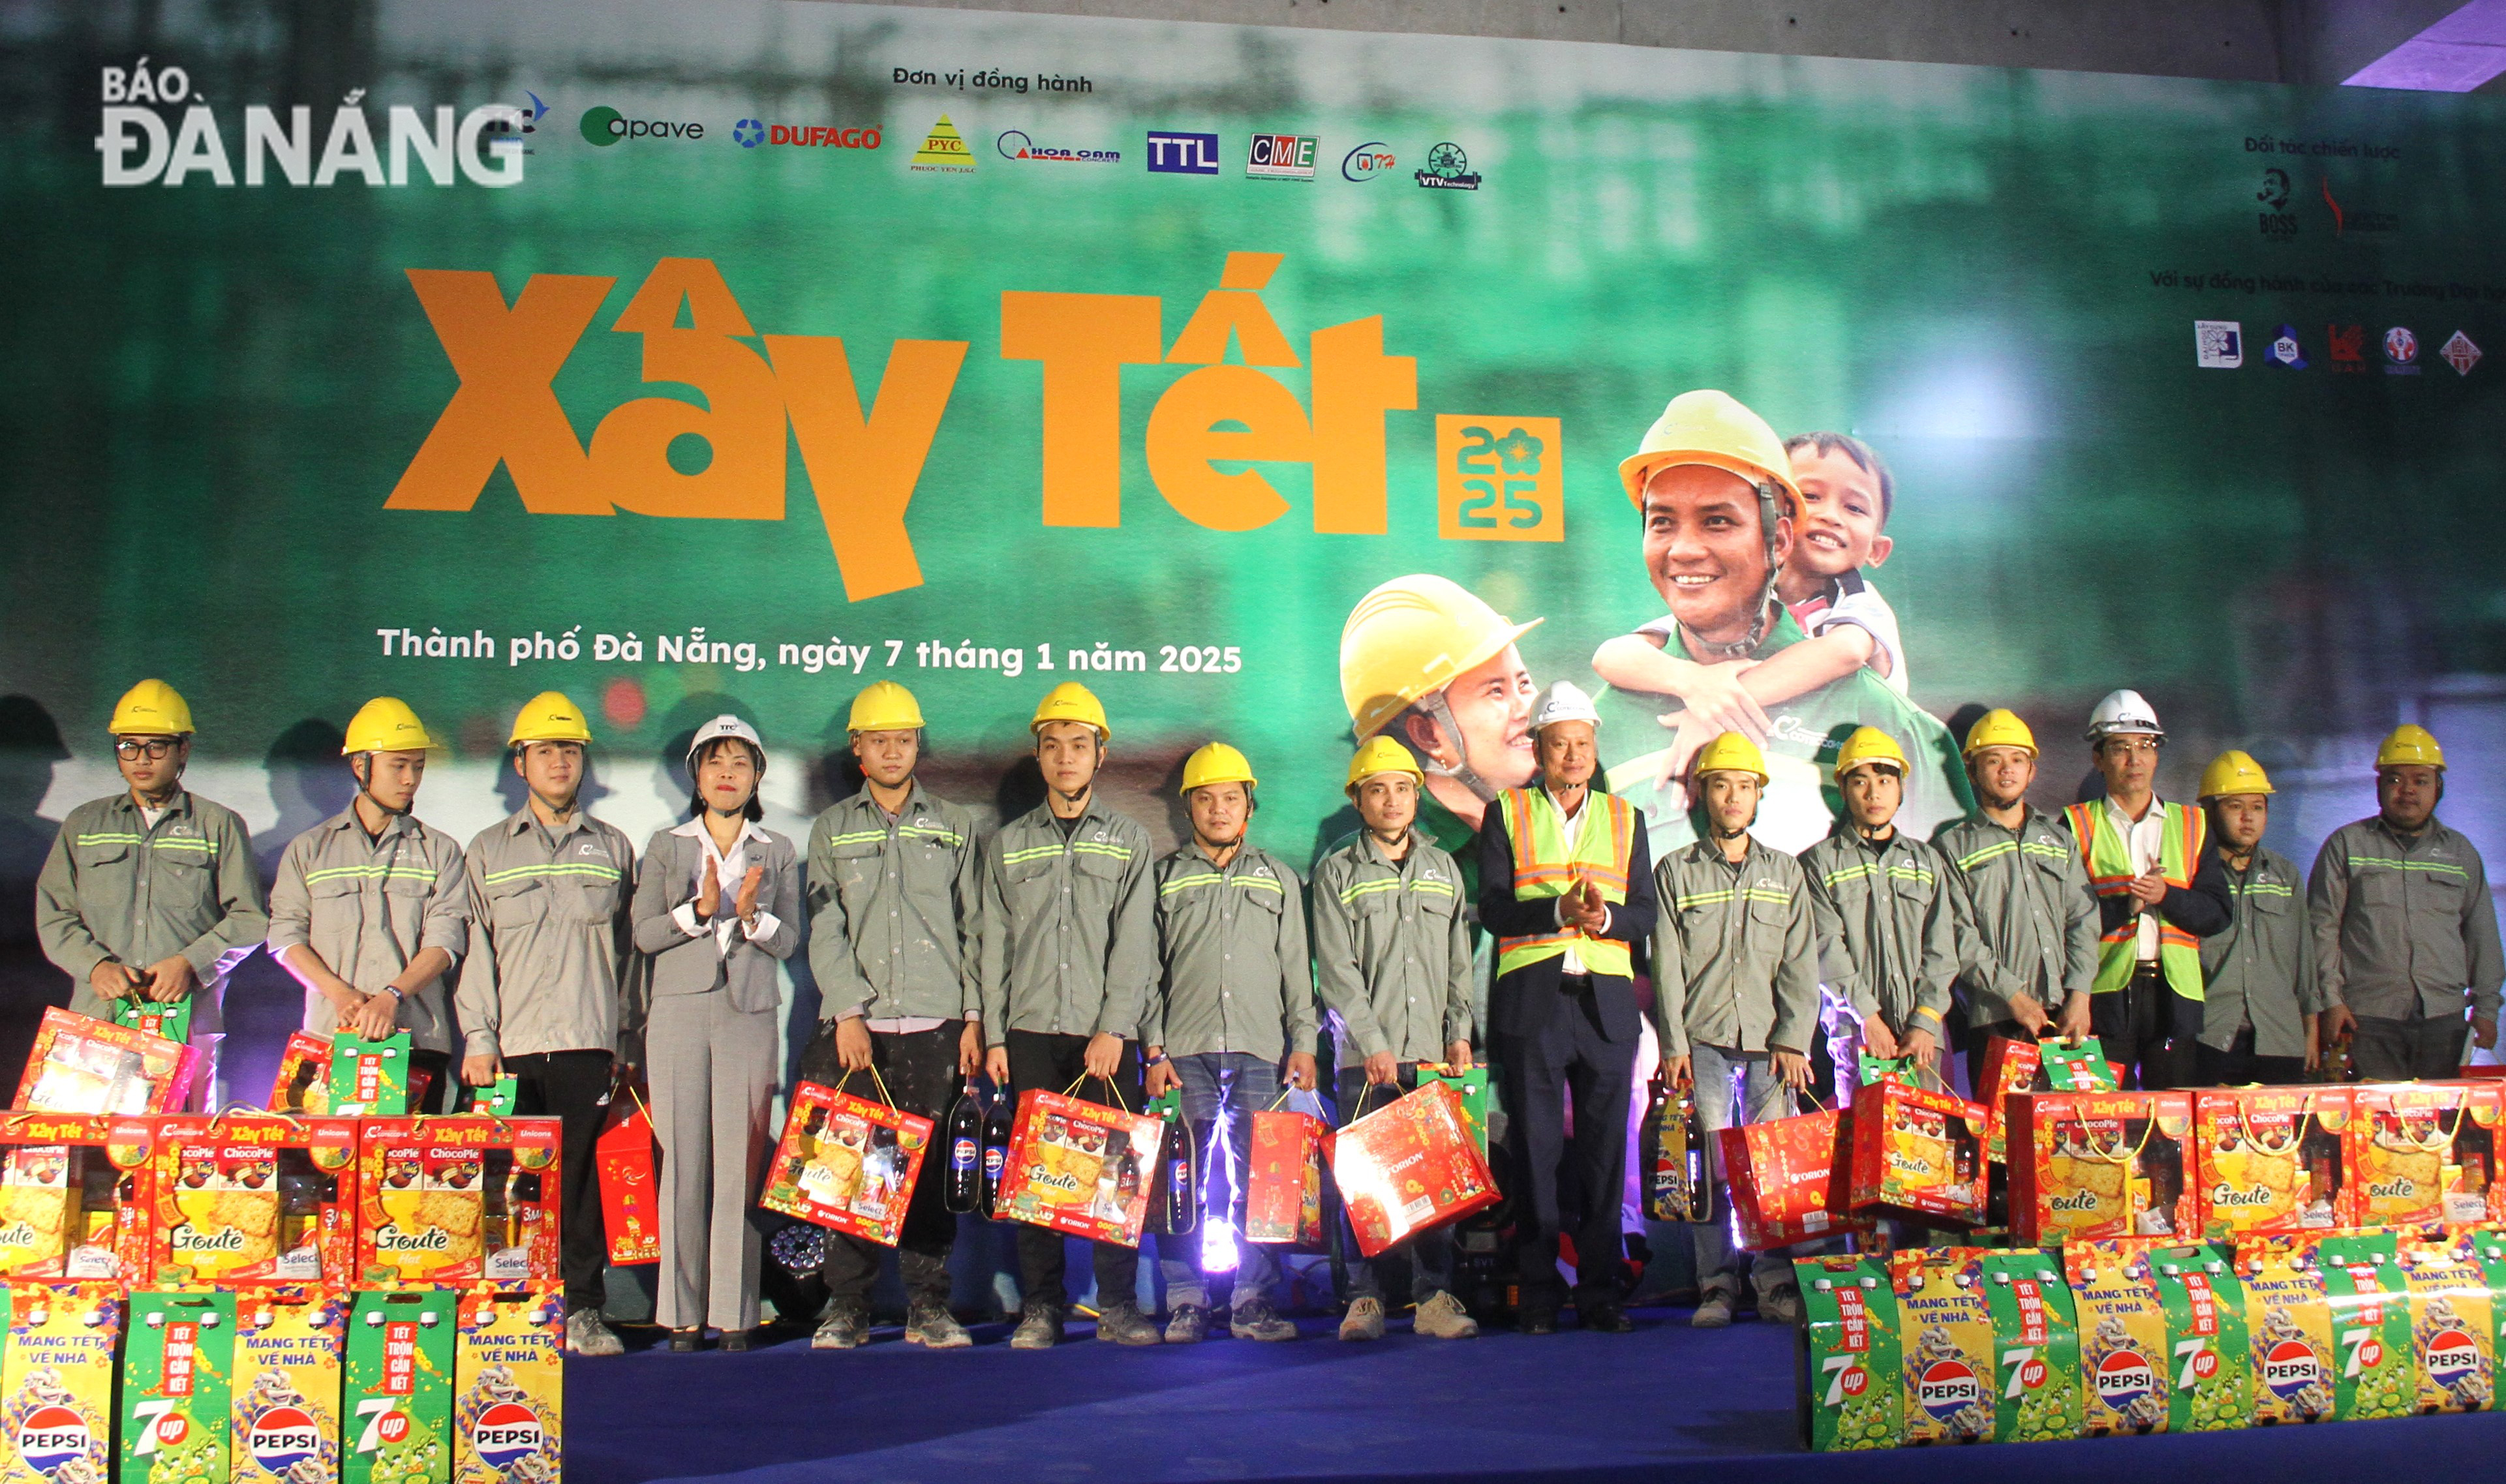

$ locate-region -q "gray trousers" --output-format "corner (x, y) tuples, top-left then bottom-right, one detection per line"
(1689, 1042), (1802, 1305)
(648, 990), (779, 1331)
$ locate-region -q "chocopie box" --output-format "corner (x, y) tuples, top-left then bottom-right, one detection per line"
(2237, 1234), (2337, 1426)
(2396, 1232), (2497, 1414)
(1794, 1254), (1902, 1452)
(1889, 1248), (1996, 1446)
(2144, 1241), (2252, 1434)
(1979, 1249), (2083, 1442)
(2315, 1231), (2417, 1421)
(2193, 1087), (2347, 1238)
(0, 1113), (155, 1281)
(345, 1290), (453, 1484)
(358, 1119), (560, 1288)
(231, 1286), (348, 1484)
(451, 1289), (562, 1484)
(0, 1282), (119, 1484)
(146, 1112), (359, 1284)
(117, 1288), (236, 1484)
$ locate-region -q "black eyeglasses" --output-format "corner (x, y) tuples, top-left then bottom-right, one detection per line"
(114, 738), (180, 761)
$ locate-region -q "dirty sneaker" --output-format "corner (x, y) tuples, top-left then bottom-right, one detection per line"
(812, 1303), (869, 1350)
(1413, 1291), (1478, 1339)
(1164, 1303), (1210, 1344)
(1760, 1287), (1805, 1327)
(1691, 1290), (1735, 1329)
(567, 1308), (624, 1357)
(1010, 1304), (1063, 1350)
(1229, 1298), (1299, 1342)
(1094, 1301), (1164, 1346)
(904, 1302), (971, 1349)
(1337, 1296), (1386, 1342)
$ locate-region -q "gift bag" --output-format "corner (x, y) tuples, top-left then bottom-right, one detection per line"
(228, 1286), (348, 1484)
(2193, 1087), (2347, 1238)
(992, 1080), (1163, 1247)
(118, 1288), (237, 1484)
(453, 1288), (563, 1484)
(268, 1031), (334, 1114)
(596, 1089), (662, 1265)
(2006, 1090), (2193, 1246)
(1848, 1072), (1986, 1228)
(0, 1282), (121, 1484)
(12, 1007), (196, 1115)
(759, 1070), (936, 1247)
(328, 1033), (414, 1117)
(1974, 1036), (2044, 1164)
(1719, 1101), (1860, 1251)
(1326, 1080), (1498, 1258)
(1244, 1093), (1327, 1248)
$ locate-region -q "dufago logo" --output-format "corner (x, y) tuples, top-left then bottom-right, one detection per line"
(96, 59), (526, 187)
(384, 250), (1544, 598)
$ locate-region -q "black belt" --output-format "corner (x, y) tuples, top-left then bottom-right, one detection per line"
(1558, 973), (1595, 992)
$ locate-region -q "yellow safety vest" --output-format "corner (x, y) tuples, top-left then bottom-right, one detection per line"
(1494, 787), (1636, 980)
(2064, 799), (2206, 1003)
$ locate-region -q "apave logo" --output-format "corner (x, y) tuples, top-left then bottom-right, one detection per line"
(997, 130), (1118, 164)
(1146, 132), (1219, 175)
(1341, 142), (1395, 181)
(1246, 133), (1317, 181)
(1416, 142), (1480, 190)
(581, 106), (704, 145)
(97, 59), (525, 187)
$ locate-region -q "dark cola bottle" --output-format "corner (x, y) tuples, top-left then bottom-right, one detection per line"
(1682, 1083), (1715, 1224)
(1640, 1078), (1674, 1220)
(943, 1079), (984, 1213)
(1163, 1112), (1200, 1236)
(981, 1089), (1015, 1218)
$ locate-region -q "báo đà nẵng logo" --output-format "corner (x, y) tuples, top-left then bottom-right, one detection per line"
(96, 60), (525, 187)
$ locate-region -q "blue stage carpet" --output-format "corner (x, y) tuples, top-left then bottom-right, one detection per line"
(570, 1304), (2506, 1483)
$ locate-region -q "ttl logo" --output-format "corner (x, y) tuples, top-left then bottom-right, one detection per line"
(1146, 132), (1219, 175)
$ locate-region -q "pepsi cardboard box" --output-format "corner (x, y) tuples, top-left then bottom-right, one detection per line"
(452, 1289), (562, 1484)
(0, 1282), (119, 1484)
(2237, 1234), (2337, 1425)
(2398, 1232), (2497, 1414)
(232, 1286), (348, 1484)
(118, 1288), (237, 1484)
(1794, 1253), (1903, 1452)
(1890, 1248), (1996, 1445)
(2065, 1238), (2171, 1435)
(346, 1290), (453, 1484)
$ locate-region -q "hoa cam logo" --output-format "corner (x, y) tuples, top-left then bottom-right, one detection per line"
(1415, 142), (1480, 190)
(996, 129), (1118, 164)
(1341, 142), (1395, 181)
(96, 59), (527, 187)
(581, 106), (704, 145)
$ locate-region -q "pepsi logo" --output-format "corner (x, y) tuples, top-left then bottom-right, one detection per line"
(2426, 1329), (2479, 1386)
(246, 1406), (321, 1471)
(472, 1402), (545, 1470)
(2094, 1349), (2157, 1408)
(950, 1138), (978, 1170)
(1916, 1359), (1981, 1419)
(16, 1406), (91, 1474)
(2262, 1339), (2321, 1397)
(1838, 1364), (1868, 1399)
(376, 1411), (411, 1446)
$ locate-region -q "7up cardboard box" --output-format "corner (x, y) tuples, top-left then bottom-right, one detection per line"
(1979, 1249), (2083, 1442)
(119, 1289), (236, 1484)
(2316, 1231), (2416, 1421)
(2145, 1242), (2252, 1433)
(0, 1282), (119, 1484)
(346, 1290), (453, 1484)
(453, 1290), (562, 1484)
(1794, 1254), (1902, 1451)
(232, 1286), (348, 1484)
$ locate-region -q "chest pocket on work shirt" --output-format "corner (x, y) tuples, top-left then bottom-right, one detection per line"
(487, 877), (545, 932)
(828, 838), (889, 903)
(566, 866), (623, 924)
(1748, 892), (1793, 933)
(1234, 877), (1288, 924)
(2353, 866), (2419, 912)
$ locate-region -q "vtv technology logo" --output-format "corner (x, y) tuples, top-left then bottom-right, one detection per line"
(1341, 142), (1395, 181)
(97, 60), (525, 187)
(1146, 132), (1219, 175)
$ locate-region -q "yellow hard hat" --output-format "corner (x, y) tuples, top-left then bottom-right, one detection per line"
(1345, 736), (1426, 795)
(1181, 742), (1257, 795)
(1961, 708), (2038, 760)
(1691, 731), (1770, 785)
(341, 697), (437, 755)
(2376, 723), (2445, 771)
(1031, 681), (1110, 742)
(848, 680), (924, 734)
(508, 691), (592, 746)
(108, 679), (194, 737)
(1617, 389), (1803, 517)
(1832, 726), (1908, 780)
(2196, 750), (2274, 800)
(1339, 574), (1542, 741)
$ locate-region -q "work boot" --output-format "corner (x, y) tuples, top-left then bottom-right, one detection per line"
(1164, 1303), (1210, 1344)
(1578, 1300), (1634, 1334)
(1010, 1303), (1063, 1350)
(812, 1303), (869, 1350)
(1094, 1301), (1164, 1346)
(1760, 1287), (1805, 1327)
(904, 1302), (972, 1350)
(1229, 1297), (1299, 1342)
(1413, 1291), (1478, 1340)
(1691, 1289), (1735, 1330)
(566, 1309), (624, 1357)
(1338, 1296), (1386, 1342)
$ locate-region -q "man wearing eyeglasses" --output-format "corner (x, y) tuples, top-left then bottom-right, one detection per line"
(34, 680), (268, 1108)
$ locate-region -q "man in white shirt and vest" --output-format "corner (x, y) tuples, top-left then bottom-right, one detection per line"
(1473, 682), (1657, 1335)
(2064, 690), (2230, 1090)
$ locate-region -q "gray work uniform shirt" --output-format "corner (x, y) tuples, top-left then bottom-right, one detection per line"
(2308, 815), (2505, 1023)
(1148, 841), (1317, 1061)
(976, 797), (1155, 1044)
(1799, 826), (1959, 1033)
(804, 784), (982, 1024)
(2200, 846), (2318, 1058)
(1650, 835), (1820, 1058)
(266, 808), (468, 1052)
(1933, 807), (2100, 1027)
(1310, 829), (1475, 1064)
(455, 806), (637, 1061)
(35, 790), (269, 1033)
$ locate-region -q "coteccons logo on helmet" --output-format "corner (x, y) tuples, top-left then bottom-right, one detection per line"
(580, 104), (704, 145)
(97, 59), (527, 187)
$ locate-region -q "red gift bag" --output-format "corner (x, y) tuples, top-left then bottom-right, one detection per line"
(597, 1088), (662, 1265)
(1719, 1102), (1862, 1250)
(994, 1082), (1165, 1247)
(1325, 1080), (1498, 1258)
(1974, 1035), (2042, 1164)
(1244, 1097), (1328, 1248)
(759, 1071), (934, 1247)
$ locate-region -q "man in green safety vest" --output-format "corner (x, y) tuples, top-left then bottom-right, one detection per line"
(2062, 689), (2229, 1089)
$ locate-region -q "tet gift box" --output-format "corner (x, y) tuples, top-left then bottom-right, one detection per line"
(2039, 1038), (2119, 1092)
(1326, 1080), (1497, 1258)
(145, 1111), (359, 1284)
(0, 1112), (155, 1280)
(1719, 1105), (1861, 1251)
(991, 1087), (1162, 1247)
(2006, 1090), (2194, 1247)
(1974, 1036), (2043, 1164)
(13, 1008), (197, 1116)
(1242, 1104), (1326, 1248)
(118, 1288), (237, 1484)
(453, 1288), (563, 1484)
(268, 1032), (335, 1115)
(759, 1076), (936, 1247)
(230, 1286), (349, 1484)
(2394, 1232), (2496, 1414)
(345, 1289), (454, 1484)
(595, 1093), (661, 1265)
(1848, 1076), (1986, 1227)
(110, 997), (192, 1050)
(1419, 1063), (1490, 1158)
(0, 1282), (121, 1484)
(2347, 1081), (2498, 1228)
(2192, 1087), (2347, 1238)
(1890, 1247), (1998, 1446)
(358, 1117), (561, 1287)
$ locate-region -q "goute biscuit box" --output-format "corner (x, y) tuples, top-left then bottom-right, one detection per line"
(117, 1288), (236, 1484)
(358, 1119), (560, 1288)
(148, 1113), (358, 1284)
(0, 1113), (156, 1282)
(1847, 1077), (1985, 1228)
(0, 1282), (120, 1484)
(345, 1290), (452, 1484)
(2236, 1233), (2337, 1425)
(2193, 1087), (2347, 1238)
(1889, 1248), (1997, 1446)
(2008, 1090), (2192, 1247)
(452, 1290), (561, 1484)
(231, 1286), (348, 1484)
(2347, 1082), (2498, 1228)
